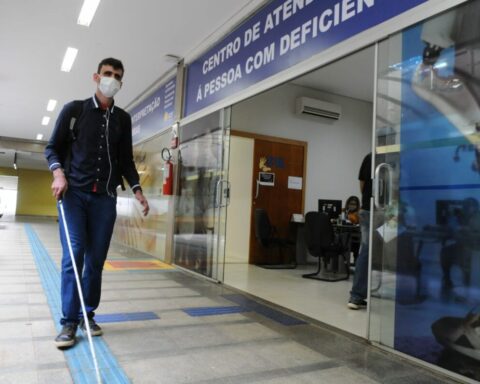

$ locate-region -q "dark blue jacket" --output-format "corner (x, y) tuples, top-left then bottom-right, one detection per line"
(45, 95), (141, 195)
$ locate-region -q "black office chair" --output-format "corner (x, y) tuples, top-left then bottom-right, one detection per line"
(254, 208), (296, 269)
(302, 211), (349, 281)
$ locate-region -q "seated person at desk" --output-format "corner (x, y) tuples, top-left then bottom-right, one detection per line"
(344, 196), (360, 224)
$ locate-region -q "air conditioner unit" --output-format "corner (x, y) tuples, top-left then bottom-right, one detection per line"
(295, 97), (341, 120)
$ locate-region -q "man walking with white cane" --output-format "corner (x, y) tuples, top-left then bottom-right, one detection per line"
(45, 58), (149, 348)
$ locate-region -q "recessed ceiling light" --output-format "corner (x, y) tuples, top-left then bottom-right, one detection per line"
(47, 99), (57, 112)
(61, 47), (78, 72)
(36, 133), (44, 140)
(42, 116), (50, 126)
(78, 0), (101, 27)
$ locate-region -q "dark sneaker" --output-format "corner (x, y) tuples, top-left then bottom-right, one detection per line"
(79, 318), (103, 336)
(54, 324), (77, 348)
(348, 299), (367, 310)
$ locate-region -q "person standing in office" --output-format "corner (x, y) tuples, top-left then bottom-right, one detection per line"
(348, 153), (372, 310)
(45, 58), (149, 348)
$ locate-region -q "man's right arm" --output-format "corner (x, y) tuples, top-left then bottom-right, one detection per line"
(45, 103), (72, 199)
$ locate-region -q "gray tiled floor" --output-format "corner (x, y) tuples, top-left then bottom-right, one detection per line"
(0, 218), (462, 384)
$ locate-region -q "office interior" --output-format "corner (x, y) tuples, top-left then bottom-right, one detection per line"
(223, 44), (374, 337)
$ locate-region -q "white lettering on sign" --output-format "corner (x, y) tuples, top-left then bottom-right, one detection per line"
(264, 0), (315, 34)
(280, 0), (374, 55)
(244, 21), (261, 47)
(131, 97), (161, 124)
(202, 64), (243, 99)
(132, 124), (141, 136)
(202, 37), (242, 75)
(245, 43), (276, 74)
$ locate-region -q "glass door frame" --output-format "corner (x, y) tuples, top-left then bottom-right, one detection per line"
(173, 107), (231, 282)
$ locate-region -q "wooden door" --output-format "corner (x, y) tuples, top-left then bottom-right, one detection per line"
(249, 138), (305, 264)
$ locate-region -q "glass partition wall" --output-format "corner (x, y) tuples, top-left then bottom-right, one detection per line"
(369, 1), (480, 381)
(174, 109), (231, 281)
(114, 130), (173, 260)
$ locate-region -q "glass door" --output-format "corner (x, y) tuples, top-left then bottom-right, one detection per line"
(369, 1), (480, 381)
(174, 108), (231, 281)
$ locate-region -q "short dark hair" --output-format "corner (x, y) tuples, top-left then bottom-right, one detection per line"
(97, 58), (124, 75)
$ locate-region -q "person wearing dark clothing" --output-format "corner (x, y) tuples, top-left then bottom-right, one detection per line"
(45, 58), (149, 348)
(348, 153), (372, 309)
(440, 197), (480, 291)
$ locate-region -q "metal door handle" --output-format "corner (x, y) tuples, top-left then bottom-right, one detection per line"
(215, 179), (231, 208)
(374, 162), (393, 209)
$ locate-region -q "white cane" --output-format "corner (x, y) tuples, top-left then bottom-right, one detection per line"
(58, 199), (102, 384)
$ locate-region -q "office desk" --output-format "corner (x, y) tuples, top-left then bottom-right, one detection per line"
(289, 220), (360, 265)
(333, 223), (361, 263)
(289, 220), (307, 264)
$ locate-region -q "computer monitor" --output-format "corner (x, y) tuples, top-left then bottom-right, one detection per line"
(318, 199), (342, 219)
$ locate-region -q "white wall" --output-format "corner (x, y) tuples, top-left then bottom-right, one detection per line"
(231, 83), (372, 213)
(225, 136), (254, 263)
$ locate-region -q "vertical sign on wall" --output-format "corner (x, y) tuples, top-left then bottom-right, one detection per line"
(130, 76), (176, 144)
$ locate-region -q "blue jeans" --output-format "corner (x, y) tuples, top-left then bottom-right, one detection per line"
(350, 210), (370, 302)
(58, 188), (117, 325)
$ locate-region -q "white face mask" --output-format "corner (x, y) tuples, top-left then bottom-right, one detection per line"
(98, 76), (121, 98)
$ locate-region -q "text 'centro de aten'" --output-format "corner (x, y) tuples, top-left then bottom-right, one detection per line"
(201, 0), (375, 76)
(197, 0), (375, 102)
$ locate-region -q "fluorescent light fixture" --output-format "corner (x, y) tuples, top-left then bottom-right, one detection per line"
(61, 47), (78, 72)
(36, 133), (44, 141)
(46, 99), (57, 112)
(78, 0), (101, 27)
(42, 116), (50, 126)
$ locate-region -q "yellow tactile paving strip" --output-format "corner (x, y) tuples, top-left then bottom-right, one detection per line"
(104, 259), (174, 271)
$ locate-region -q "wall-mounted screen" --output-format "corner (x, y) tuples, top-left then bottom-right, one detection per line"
(318, 199), (342, 219)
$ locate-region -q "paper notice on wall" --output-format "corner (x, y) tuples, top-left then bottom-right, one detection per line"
(376, 222), (405, 243)
(288, 176), (302, 190)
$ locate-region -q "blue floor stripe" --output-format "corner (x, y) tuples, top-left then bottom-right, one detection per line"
(95, 312), (159, 323)
(223, 294), (307, 326)
(25, 224), (131, 384)
(182, 306), (250, 317)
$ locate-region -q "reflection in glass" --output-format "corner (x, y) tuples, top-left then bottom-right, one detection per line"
(371, 1), (480, 380)
(113, 131), (171, 260)
(174, 110), (229, 279)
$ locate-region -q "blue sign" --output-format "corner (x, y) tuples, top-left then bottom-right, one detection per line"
(130, 77), (176, 144)
(185, 0), (427, 116)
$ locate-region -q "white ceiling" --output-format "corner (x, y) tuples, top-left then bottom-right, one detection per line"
(0, 0), (374, 171)
(293, 46), (375, 103)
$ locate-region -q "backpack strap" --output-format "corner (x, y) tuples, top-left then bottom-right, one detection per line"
(69, 100), (84, 140)
(64, 100), (85, 175)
